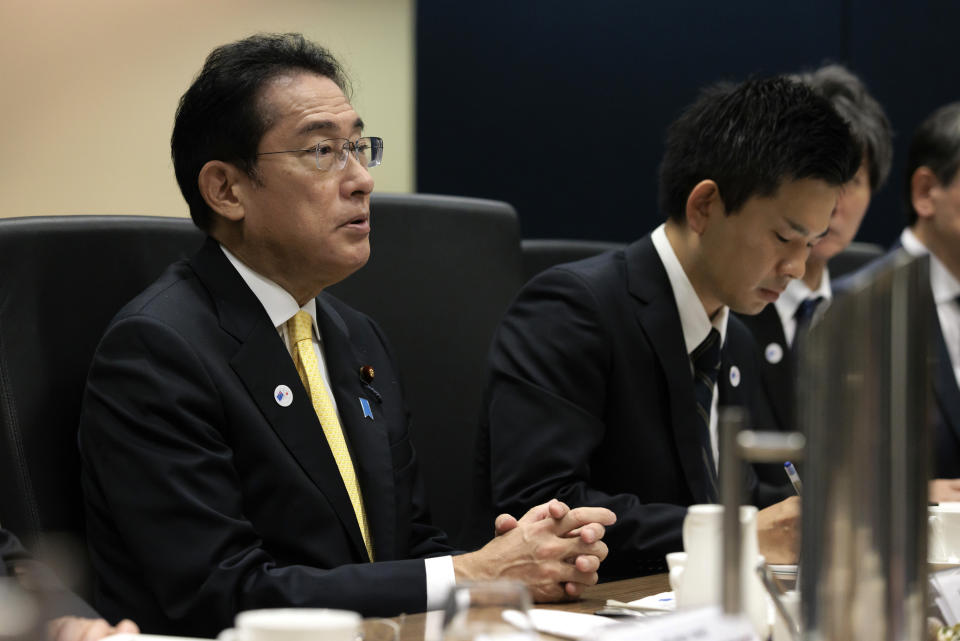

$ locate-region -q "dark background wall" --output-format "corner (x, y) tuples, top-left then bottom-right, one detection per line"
(416, 0), (959, 248)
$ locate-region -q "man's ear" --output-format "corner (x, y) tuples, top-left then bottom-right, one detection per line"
(911, 166), (940, 220)
(197, 160), (247, 223)
(685, 179), (722, 235)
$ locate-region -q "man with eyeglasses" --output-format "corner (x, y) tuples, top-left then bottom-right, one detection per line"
(77, 33), (614, 637)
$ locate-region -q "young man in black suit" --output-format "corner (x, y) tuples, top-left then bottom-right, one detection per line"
(737, 65), (893, 501)
(476, 77), (860, 579)
(78, 34), (614, 636)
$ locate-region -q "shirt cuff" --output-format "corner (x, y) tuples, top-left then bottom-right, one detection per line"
(425, 555), (456, 610)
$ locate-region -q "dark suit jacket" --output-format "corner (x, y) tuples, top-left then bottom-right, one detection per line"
(735, 306), (793, 432)
(1, 528), (98, 620)
(474, 235), (774, 579)
(79, 239), (452, 636)
(735, 305), (800, 504)
(834, 244), (960, 479)
(933, 324), (960, 478)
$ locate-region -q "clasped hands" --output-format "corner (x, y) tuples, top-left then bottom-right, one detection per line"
(453, 499), (616, 602)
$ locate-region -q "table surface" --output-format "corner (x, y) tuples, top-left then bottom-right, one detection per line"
(393, 574), (671, 641)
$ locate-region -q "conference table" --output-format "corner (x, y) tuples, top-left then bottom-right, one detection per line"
(392, 574), (672, 641)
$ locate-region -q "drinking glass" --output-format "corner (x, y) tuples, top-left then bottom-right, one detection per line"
(441, 581), (536, 641)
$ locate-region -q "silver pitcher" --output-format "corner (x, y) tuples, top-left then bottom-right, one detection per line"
(798, 250), (933, 641)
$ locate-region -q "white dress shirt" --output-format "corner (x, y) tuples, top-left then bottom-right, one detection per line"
(900, 228), (960, 389)
(651, 224), (730, 468)
(220, 245), (455, 609)
(775, 267), (833, 348)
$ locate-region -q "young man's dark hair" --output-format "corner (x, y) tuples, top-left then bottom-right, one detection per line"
(171, 33), (349, 231)
(658, 76), (861, 221)
(905, 102), (960, 226)
(792, 64), (893, 193)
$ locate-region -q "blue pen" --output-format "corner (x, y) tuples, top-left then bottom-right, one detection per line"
(784, 461), (803, 496)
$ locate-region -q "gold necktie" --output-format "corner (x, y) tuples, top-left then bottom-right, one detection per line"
(287, 311), (374, 561)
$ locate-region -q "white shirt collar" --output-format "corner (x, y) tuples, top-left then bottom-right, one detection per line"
(900, 227), (960, 305)
(651, 224), (729, 354)
(900, 226), (927, 257)
(775, 266), (832, 331)
(219, 244), (320, 336)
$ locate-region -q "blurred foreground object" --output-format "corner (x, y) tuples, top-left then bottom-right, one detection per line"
(799, 251), (933, 641)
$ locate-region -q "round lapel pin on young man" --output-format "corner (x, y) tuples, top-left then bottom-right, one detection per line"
(728, 365), (741, 388)
(274, 384), (293, 407)
(764, 342), (784, 364)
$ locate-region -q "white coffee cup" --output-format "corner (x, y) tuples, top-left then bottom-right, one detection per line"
(929, 504), (960, 562)
(666, 551), (687, 592)
(218, 608), (361, 641)
(676, 505), (723, 608)
(676, 505), (768, 638)
(677, 505), (759, 606)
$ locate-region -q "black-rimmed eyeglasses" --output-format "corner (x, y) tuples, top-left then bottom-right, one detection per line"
(257, 136), (383, 171)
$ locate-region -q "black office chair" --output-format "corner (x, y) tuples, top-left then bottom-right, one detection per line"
(0, 215), (204, 598)
(520, 238), (626, 283)
(329, 193), (524, 546)
(827, 241), (885, 279)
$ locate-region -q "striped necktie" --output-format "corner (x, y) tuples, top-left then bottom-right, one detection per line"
(692, 328), (721, 499)
(287, 311), (374, 561)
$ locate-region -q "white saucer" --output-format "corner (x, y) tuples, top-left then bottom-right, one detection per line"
(768, 564), (798, 576)
(930, 559), (960, 573)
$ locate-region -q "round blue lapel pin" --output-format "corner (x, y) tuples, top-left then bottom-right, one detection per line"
(728, 365), (741, 388)
(764, 342), (784, 364)
(274, 384), (293, 407)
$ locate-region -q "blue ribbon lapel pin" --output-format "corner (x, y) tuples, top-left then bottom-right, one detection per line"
(359, 397), (374, 420)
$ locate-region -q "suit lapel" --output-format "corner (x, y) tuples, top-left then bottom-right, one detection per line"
(190, 239), (369, 561)
(315, 295), (396, 561)
(626, 237), (715, 503)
